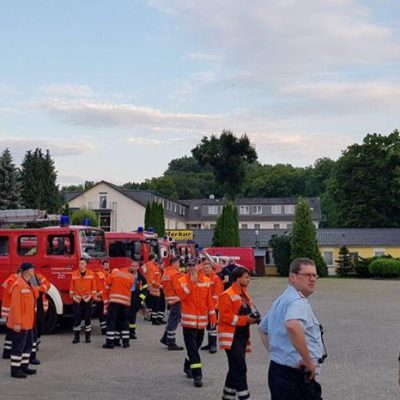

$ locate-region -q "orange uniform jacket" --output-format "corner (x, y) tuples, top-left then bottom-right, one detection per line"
(1, 273), (18, 319)
(145, 261), (162, 297)
(162, 266), (183, 305)
(36, 272), (51, 312)
(209, 271), (224, 309)
(7, 277), (36, 331)
(108, 268), (135, 307)
(95, 270), (110, 302)
(218, 282), (252, 352)
(69, 269), (97, 303)
(176, 273), (216, 329)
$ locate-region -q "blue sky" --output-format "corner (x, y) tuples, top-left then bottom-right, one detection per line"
(1, 0), (399, 186)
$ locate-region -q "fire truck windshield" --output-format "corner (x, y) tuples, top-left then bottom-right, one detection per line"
(79, 228), (106, 258)
(147, 239), (160, 257)
(108, 240), (142, 261)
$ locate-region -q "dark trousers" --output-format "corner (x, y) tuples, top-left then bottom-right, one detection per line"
(164, 303), (181, 345)
(73, 300), (92, 333)
(205, 309), (219, 346)
(36, 297), (44, 339)
(129, 291), (141, 331)
(183, 327), (205, 379)
(223, 334), (250, 400)
(147, 294), (160, 321)
(106, 302), (130, 345)
(268, 361), (323, 400)
(96, 301), (107, 332)
(11, 330), (33, 369)
(30, 328), (39, 361)
(3, 328), (12, 357)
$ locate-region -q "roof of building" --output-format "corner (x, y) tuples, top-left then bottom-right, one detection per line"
(192, 228), (400, 248)
(184, 197), (321, 222)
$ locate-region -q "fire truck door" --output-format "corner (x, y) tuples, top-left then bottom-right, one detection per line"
(0, 234), (11, 300)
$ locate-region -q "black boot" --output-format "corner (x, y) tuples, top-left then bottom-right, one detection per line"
(168, 343), (184, 351)
(129, 329), (137, 340)
(122, 339), (130, 348)
(200, 344), (210, 351)
(30, 353), (41, 365)
(194, 376), (203, 388)
(102, 340), (114, 349)
(101, 328), (107, 336)
(21, 365), (37, 375)
(85, 332), (91, 343)
(184, 366), (193, 379)
(11, 366), (27, 379)
(72, 332), (80, 344)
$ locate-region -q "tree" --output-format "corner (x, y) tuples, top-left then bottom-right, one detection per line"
(71, 208), (99, 227)
(0, 148), (20, 209)
(144, 202), (151, 230)
(144, 201), (165, 236)
(20, 148), (60, 213)
(326, 130), (400, 227)
(269, 234), (292, 276)
(192, 130), (257, 199)
(212, 202), (240, 247)
(335, 245), (353, 276)
(291, 198), (328, 277)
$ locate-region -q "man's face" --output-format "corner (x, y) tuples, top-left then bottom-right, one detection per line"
(172, 260), (180, 269)
(79, 260), (87, 272)
(203, 264), (212, 276)
(289, 263), (318, 297)
(103, 262), (110, 272)
(129, 262), (139, 272)
(236, 272), (250, 288)
(26, 268), (35, 279)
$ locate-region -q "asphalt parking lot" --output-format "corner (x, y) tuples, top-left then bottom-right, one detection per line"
(1, 277), (399, 400)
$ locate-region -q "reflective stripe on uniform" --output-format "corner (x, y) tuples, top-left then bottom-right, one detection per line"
(190, 363), (202, 369)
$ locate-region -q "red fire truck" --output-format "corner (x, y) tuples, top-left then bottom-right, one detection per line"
(0, 224), (107, 333)
(105, 228), (161, 268)
(202, 247), (255, 273)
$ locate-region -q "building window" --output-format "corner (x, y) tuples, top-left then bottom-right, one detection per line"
(239, 205), (250, 215)
(271, 205), (282, 214)
(208, 205), (219, 215)
(373, 249), (385, 257)
(252, 205), (262, 214)
(322, 251), (333, 267)
(273, 224), (280, 229)
(99, 195), (107, 209)
(254, 224), (261, 230)
(241, 224), (248, 229)
(284, 204), (295, 214)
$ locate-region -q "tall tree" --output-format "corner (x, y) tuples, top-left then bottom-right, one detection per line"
(144, 202), (151, 230)
(335, 245), (353, 276)
(291, 198), (328, 277)
(212, 202), (240, 247)
(0, 148), (21, 209)
(192, 130), (257, 199)
(326, 130), (400, 227)
(20, 148), (60, 212)
(269, 234), (292, 276)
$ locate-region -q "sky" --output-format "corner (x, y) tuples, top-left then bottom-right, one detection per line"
(0, 0), (399, 186)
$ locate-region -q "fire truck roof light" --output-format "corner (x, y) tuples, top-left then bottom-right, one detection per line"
(148, 227), (154, 233)
(137, 226), (144, 233)
(82, 217), (91, 226)
(60, 215), (70, 226)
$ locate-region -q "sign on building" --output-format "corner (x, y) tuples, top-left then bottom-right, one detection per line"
(166, 230), (193, 240)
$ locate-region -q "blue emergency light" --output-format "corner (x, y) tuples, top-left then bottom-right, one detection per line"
(82, 218), (91, 226)
(60, 215), (70, 226)
(148, 227), (154, 233)
(137, 226), (144, 233)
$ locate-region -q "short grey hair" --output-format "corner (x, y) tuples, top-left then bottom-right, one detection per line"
(289, 258), (315, 274)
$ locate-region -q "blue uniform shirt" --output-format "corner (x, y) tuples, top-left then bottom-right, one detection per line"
(259, 285), (323, 368)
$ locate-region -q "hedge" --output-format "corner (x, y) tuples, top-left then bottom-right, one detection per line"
(368, 258), (400, 278)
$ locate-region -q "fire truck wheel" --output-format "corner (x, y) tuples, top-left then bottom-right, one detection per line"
(42, 298), (57, 334)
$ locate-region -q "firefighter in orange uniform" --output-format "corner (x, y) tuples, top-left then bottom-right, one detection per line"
(218, 266), (259, 400)
(145, 254), (163, 325)
(160, 256), (184, 350)
(95, 259), (110, 335)
(29, 271), (50, 364)
(7, 262), (38, 378)
(2, 271), (20, 359)
(103, 265), (135, 349)
(201, 262), (224, 354)
(69, 258), (97, 344)
(176, 262), (216, 388)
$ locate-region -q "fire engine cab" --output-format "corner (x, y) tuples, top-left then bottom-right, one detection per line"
(0, 223), (106, 333)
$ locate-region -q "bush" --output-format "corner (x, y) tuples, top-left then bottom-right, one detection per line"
(71, 208), (99, 227)
(269, 234), (292, 276)
(354, 256), (372, 278)
(368, 257), (400, 278)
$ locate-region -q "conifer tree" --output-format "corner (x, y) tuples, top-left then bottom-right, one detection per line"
(0, 148), (20, 209)
(291, 198), (328, 277)
(144, 202), (151, 230)
(335, 245), (353, 276)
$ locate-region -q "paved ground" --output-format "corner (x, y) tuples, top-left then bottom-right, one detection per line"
(0, 277), (399, 400)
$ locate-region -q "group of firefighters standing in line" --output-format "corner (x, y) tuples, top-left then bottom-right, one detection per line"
(1, 254), (258, 399)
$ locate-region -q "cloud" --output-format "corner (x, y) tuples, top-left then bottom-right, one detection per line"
(147, 0), (400, 82)
(126, 136), (186, 146)
(37, 98), (221, 131)
(39, 84), (95, 98)
(0, 136), (94, 163)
